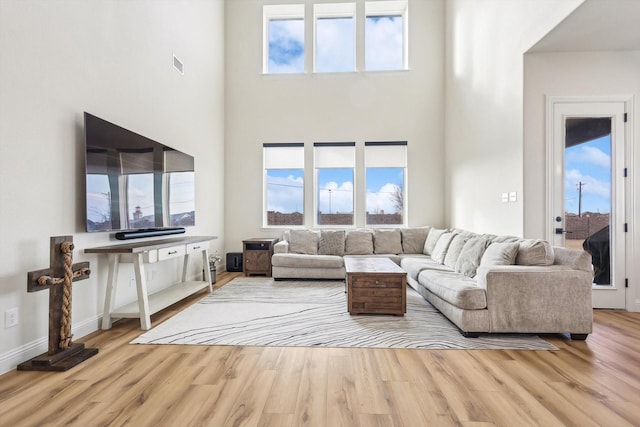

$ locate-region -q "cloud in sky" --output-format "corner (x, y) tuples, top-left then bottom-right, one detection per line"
(318, 180), (354, 213)
(268, 19), (304, 73)
(365, 16), (403, 70)
(367, 182), (401, 214)
(564, 136), (611, 213)
(267, 173), (304, 213)
(315, 17), (355, 72)
(566, 145), (610, 169)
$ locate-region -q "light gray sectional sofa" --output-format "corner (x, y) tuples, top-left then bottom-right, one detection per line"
(272, 227), (593, 339)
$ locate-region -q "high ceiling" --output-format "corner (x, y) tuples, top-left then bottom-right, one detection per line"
(528, 0), (640, 53)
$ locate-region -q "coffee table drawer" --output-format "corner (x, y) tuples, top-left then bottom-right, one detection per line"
(352, 276), (403, 288)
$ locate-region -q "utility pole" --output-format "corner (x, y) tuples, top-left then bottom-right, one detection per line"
(577, 181), (585, 217)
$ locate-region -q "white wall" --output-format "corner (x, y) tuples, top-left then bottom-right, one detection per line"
(524, 50), (640, 311)
(224, 0), (446, 252)
(444, 0), (582, 235)
(0, 0), (225, 373)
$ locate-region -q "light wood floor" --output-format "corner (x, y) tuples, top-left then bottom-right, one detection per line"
(1, 272), (639, 427)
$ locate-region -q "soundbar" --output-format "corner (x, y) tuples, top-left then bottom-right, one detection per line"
(115, 227), (186, 240)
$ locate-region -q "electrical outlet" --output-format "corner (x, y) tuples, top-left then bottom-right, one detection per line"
(5, 307), (19, 328)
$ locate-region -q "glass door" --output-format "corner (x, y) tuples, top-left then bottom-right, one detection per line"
(549, 100), (626, 309)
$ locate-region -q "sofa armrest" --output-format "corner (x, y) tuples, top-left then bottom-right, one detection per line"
(475, 265), (593, 334)
(274, 240), (289, 254)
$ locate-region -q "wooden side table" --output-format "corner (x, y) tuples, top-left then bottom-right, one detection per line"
(243, 238), (278, 277)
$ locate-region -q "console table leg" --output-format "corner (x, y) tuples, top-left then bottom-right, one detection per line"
(102, 254), (120, 330)
(202, 249), (212, 292)
(133, 253), (151, 330)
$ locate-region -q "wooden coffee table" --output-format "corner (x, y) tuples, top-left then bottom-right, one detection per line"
(344, 257), (407, 316)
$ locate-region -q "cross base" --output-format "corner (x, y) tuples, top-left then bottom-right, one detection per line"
(17, 343), (98, 372)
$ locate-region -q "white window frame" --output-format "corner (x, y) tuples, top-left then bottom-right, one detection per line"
(313, 3), (356, 73)
(365, 0), (409, 71)
(365, 141), (408, 227)
(263, 143), (306, 228)
(263, 4), (306, 74)
(314, 142), (356, 227)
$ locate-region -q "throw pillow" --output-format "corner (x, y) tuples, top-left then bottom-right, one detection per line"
(318, 230), (345, 256)
(423, 228), (446, 255)
(345, 230), (374, 255)
(431, 232), (456, 264)
(289, 229), (319, 255)
(455, 236), (491, 278)
(443, 234), (469, 269)
(401, 227), (430, 254)
(480, 242), (519, 266)
(516, 239), (554, 266)
(374, 229), (403, 254)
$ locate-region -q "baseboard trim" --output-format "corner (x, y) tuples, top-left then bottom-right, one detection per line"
(0, 315), (101, 375)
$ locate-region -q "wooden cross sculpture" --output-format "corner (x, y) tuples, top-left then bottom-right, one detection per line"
(18, 236), (98, 371)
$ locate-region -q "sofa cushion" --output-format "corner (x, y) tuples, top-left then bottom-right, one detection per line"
(345, 230), (374, 255)
(455, 236), (491, 278)
(417, 269), (487, 310)
(272, 253), (343, 269)
(443, 234), (469, 269)
(289, 229), (319, 255)
(431, 232), (456, 264)
(401, 227), (430, 254)
(423, 228), (446, 255)
(480, 242), (519, 266)
(318, 230), (345, 256)
(516, 239), (554, 266)
(374, 229), (403, 254)
(401, 257), (452, 281)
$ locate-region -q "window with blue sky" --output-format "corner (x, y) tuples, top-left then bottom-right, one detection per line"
(314, 3), (356, 73)
(366, 0), (408, 71)
(314, 143), (355, 226)
(264, 4), (305, 74)
(365, 142), (407, 226)
(264, 143), (305, 226)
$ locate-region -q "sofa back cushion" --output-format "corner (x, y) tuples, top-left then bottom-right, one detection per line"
(431, 232), (456, 264)
(401, 227), (430, 254)
(374, 229), (403, 254)
(480, 242), (519, 266)
(345, 230), (374, 255)
(443, 234), (469, 269)
(516, 239), (554, 266)
(318, 230), (345, 256)
(423, 228), (447, 255)
(289, 229), (319, 255)
(455, 236), (491, 278)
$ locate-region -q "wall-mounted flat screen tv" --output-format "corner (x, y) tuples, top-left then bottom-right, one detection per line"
(84, 112), (195, 232)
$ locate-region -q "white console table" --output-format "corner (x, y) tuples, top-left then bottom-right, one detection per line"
(85, 236), (217, 330)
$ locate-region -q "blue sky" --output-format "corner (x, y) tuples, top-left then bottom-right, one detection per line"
(268, 14), (403, 73)
(565, 135), (611, 214)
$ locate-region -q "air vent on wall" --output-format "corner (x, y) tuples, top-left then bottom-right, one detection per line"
(173, 54), (184, 74)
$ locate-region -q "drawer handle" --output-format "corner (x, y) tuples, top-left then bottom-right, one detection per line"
(192, 245), (200, 250)
(168, 250), (178, 255)
(375, 280), (379, 285)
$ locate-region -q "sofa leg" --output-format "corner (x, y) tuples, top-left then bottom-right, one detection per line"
(460, 331), (480, 338)
(570, 333), (588, 341)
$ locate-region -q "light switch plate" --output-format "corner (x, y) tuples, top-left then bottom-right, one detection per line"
(509, 191), (517, 202)
(502, 193), (509, 203)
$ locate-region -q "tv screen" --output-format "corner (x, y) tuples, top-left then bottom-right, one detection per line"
(84, 112), (195, 232)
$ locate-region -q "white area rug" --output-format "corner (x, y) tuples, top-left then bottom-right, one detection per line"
(131, 278), (557, 350)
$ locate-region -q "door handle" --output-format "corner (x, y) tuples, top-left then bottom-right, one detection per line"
(555, 228), (572, 235)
